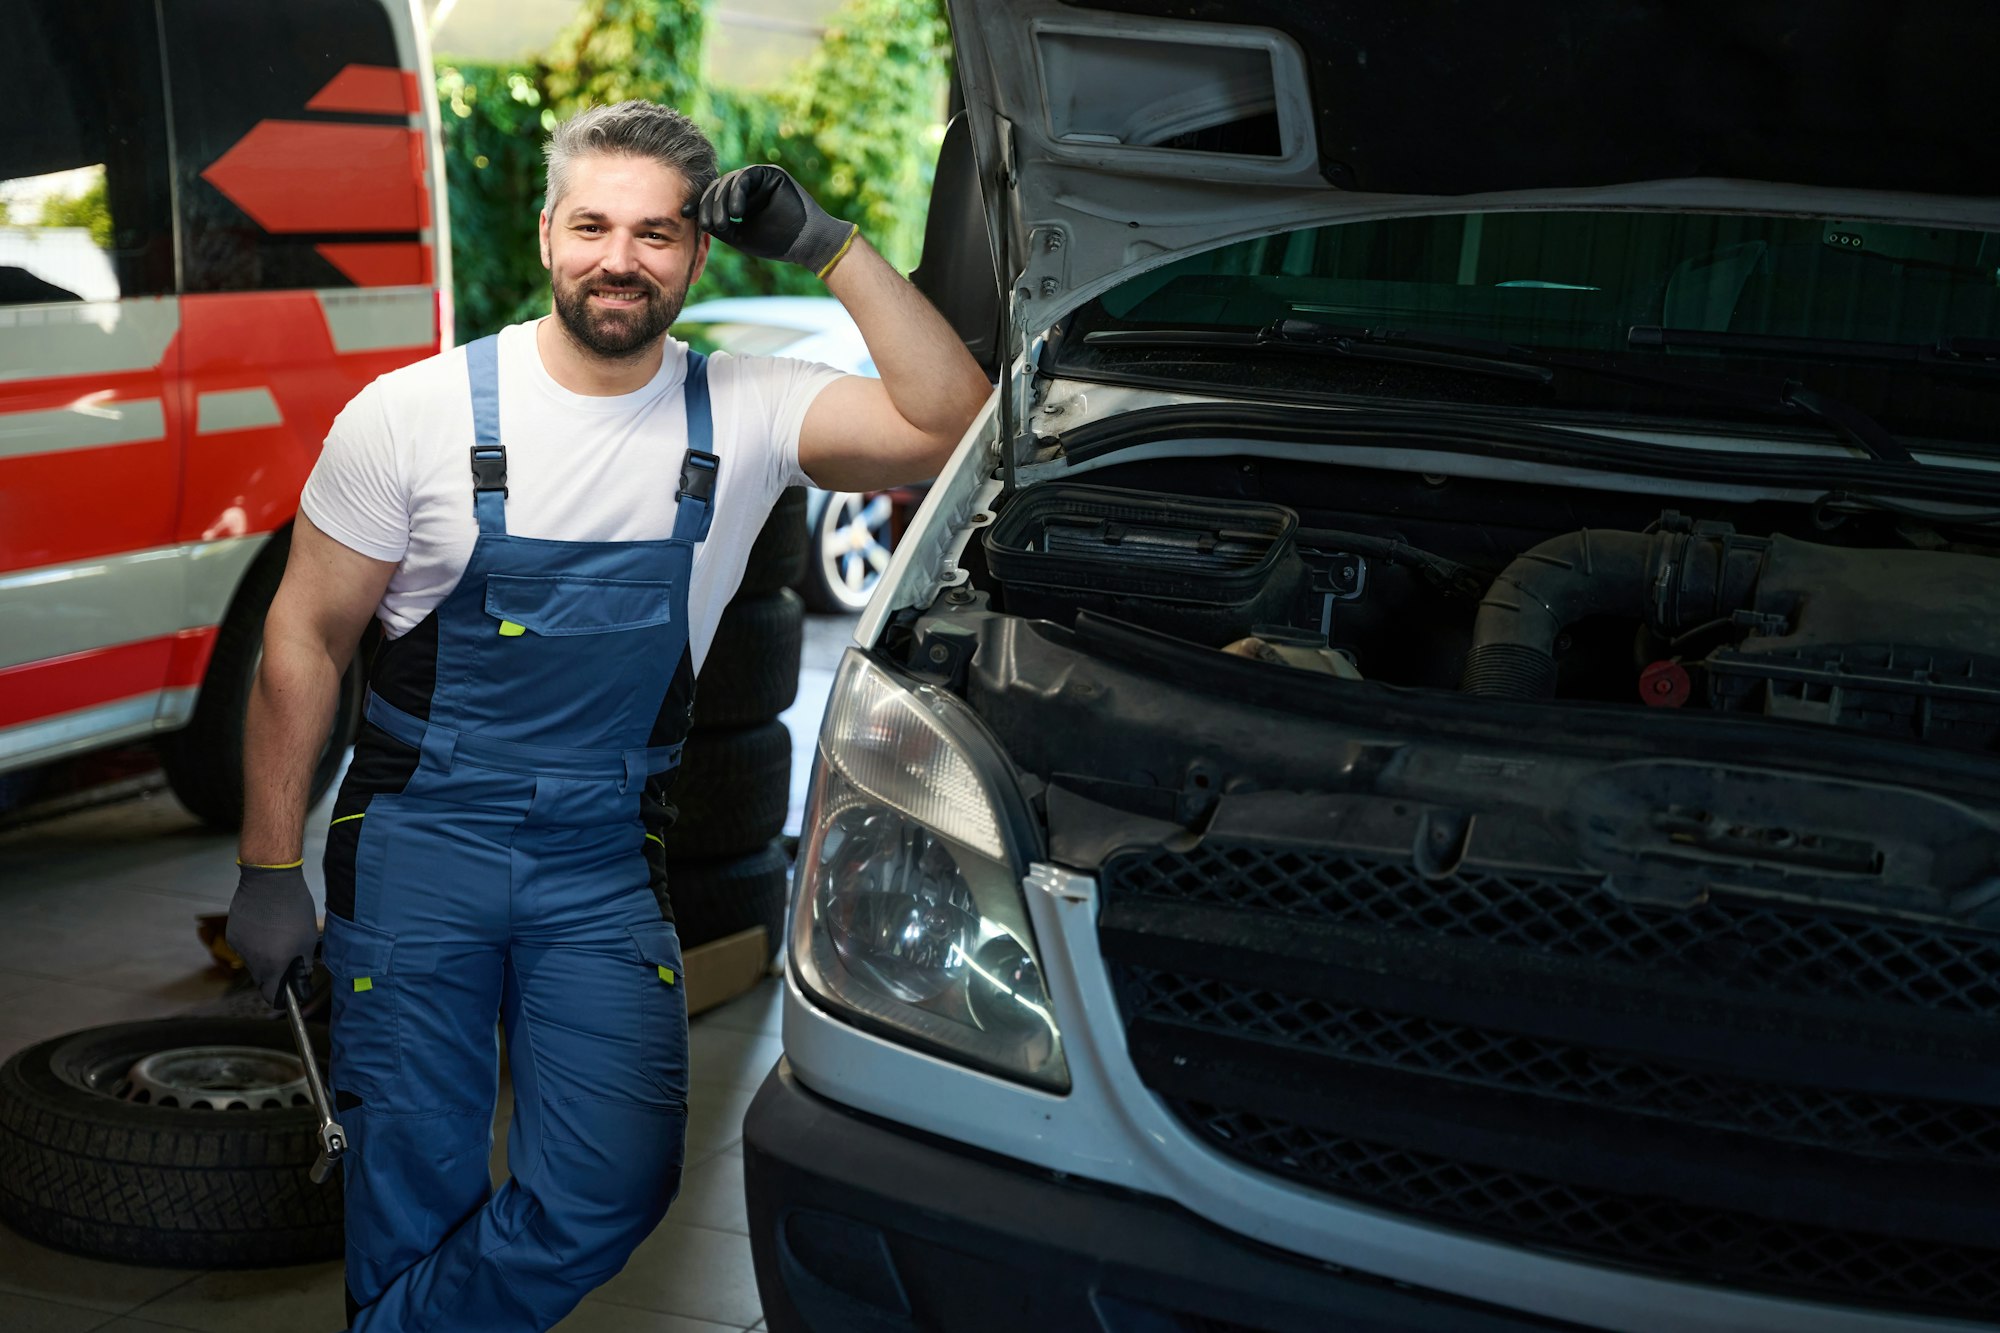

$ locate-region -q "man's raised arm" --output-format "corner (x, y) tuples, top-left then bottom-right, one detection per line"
(695, 165), (991, 492)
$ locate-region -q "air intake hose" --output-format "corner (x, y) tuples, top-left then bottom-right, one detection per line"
(1459, 518), (1769, 699)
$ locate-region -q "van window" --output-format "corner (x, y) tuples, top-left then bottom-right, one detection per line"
(0, 0), (174, 306)
(165, 0), (410, 293)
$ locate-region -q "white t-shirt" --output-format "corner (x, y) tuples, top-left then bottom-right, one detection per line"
(300, 319), (841, 671)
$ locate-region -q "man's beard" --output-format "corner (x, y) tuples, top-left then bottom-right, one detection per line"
(551, 271), (683, 360)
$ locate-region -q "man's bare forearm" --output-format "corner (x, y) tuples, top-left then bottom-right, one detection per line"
(237, 632), (342, 867)
(235, 516), (397, 865)
(822, 237), (989, 441)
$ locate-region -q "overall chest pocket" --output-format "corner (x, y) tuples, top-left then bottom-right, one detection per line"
(484, 574), (674, 637)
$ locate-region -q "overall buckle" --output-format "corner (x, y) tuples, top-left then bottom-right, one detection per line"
(470, 445), (508, 495)
(677, 450), (718, 504)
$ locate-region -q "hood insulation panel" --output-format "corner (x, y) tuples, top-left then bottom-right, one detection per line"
(1062, 0), (2000, 198)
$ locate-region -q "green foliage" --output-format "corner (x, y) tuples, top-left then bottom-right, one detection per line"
(692, 87), (818, 301)
(438, 62), (557, 339)
(39, 174), (113, 249)
(777, 0), (950, 276)
(438, 0), (949, 343)
(543, 0), (705, 114)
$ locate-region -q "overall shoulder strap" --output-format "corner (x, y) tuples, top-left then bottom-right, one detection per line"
(465, 334), (507, 535)
(672, 350), (718, 543)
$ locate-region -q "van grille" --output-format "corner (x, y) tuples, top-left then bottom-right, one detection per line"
(1098, 840), (2000, 1320)
(1173, 1099), (2000, 1315)
(1106, 841), (2000, 1020)
(1119, 966), (2000, 1165)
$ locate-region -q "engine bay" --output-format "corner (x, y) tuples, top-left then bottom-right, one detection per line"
(904, 451), (2000, 755)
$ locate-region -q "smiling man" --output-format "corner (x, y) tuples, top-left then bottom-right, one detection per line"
(219, 101), (988, 1332)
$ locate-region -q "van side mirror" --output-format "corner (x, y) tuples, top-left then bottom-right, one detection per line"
(912, 112), (1002, 382)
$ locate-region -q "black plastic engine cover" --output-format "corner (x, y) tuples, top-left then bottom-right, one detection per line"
(1703, 534), (2000, 749)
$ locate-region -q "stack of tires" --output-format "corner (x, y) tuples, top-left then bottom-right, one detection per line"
(651, 486), (809, 964)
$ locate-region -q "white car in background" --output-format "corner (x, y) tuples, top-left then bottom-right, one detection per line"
(674, 296), (910, 614)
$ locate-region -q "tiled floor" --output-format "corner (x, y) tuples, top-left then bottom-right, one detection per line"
(0, 610), (857, 1330)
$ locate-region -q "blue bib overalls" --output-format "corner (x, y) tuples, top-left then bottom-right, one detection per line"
(320, 336), (715, 1331)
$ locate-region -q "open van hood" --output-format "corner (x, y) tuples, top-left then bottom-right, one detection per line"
(947, 0), (2000, 334)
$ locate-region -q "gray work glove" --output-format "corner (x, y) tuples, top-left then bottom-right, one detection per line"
(226, 862), (318, 1006)
(697, 165), (859, 278)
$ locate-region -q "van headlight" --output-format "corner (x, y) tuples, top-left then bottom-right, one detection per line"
(792, 650), (1067, 1091)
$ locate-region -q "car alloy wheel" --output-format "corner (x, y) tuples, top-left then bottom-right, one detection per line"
(808, 491), (895, 614)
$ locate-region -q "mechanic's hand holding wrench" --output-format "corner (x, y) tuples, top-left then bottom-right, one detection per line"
(226, 860), (320, 1007)
(227, 861), (346, 1182)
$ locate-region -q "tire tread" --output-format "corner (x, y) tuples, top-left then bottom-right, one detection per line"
(692, 590), (804, 730)
(656, 722), (790, 860)
(0, 1020), (342, 1267)
(664, 840), (790, 956)
(738, 486), (809, 597)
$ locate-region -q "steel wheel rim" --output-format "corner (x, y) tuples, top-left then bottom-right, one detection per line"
(94, 1045), (312, 1111)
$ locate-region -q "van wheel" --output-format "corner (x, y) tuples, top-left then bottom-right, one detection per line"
(0, 1018), (343, 1267)
(160, 531), (364, 831)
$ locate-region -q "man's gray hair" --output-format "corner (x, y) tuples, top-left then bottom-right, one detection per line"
(543, 100), (718, 216)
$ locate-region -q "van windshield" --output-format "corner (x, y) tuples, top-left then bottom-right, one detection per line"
(1060, 210), (2000, 451)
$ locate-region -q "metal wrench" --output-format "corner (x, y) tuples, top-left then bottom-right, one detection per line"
(282, 960), (346, 1184)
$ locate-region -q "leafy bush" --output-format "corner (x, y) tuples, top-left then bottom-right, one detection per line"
(436, 64), (556, 338)
(776, 0), (949, 283)
(439, 0), (949, 344)
(38, 174), (114, 248)
(542, 0), (704, 116)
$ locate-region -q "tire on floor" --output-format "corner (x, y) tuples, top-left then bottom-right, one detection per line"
(0, 1018), (343, 1267)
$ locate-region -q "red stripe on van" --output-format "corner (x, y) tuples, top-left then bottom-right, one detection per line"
(201, 123), (427, 234)
(0, 629), (216, 730)
(305, 64), (421, 115)
(315, 242), (433, 287)
(0, 440), (179, 575)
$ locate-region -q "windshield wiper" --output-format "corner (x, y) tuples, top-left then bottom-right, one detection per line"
(1629, 325), (2000, 372)
(1284, 320), (1918, 463)
(1813, 490), (2000, 529)
(1082, 320), (1557, 385)
(1085, 318), (1919, 463)
(1774, 384), (1913, 463)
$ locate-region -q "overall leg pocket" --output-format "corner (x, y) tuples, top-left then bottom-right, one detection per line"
(323, 915), (437, 1106)
(627, 921), (690, 1109)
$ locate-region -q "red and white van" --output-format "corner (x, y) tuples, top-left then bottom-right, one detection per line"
(0, 0), (450, 825)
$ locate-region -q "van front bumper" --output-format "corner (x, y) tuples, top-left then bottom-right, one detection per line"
(742, 1059), (1578, 1333)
